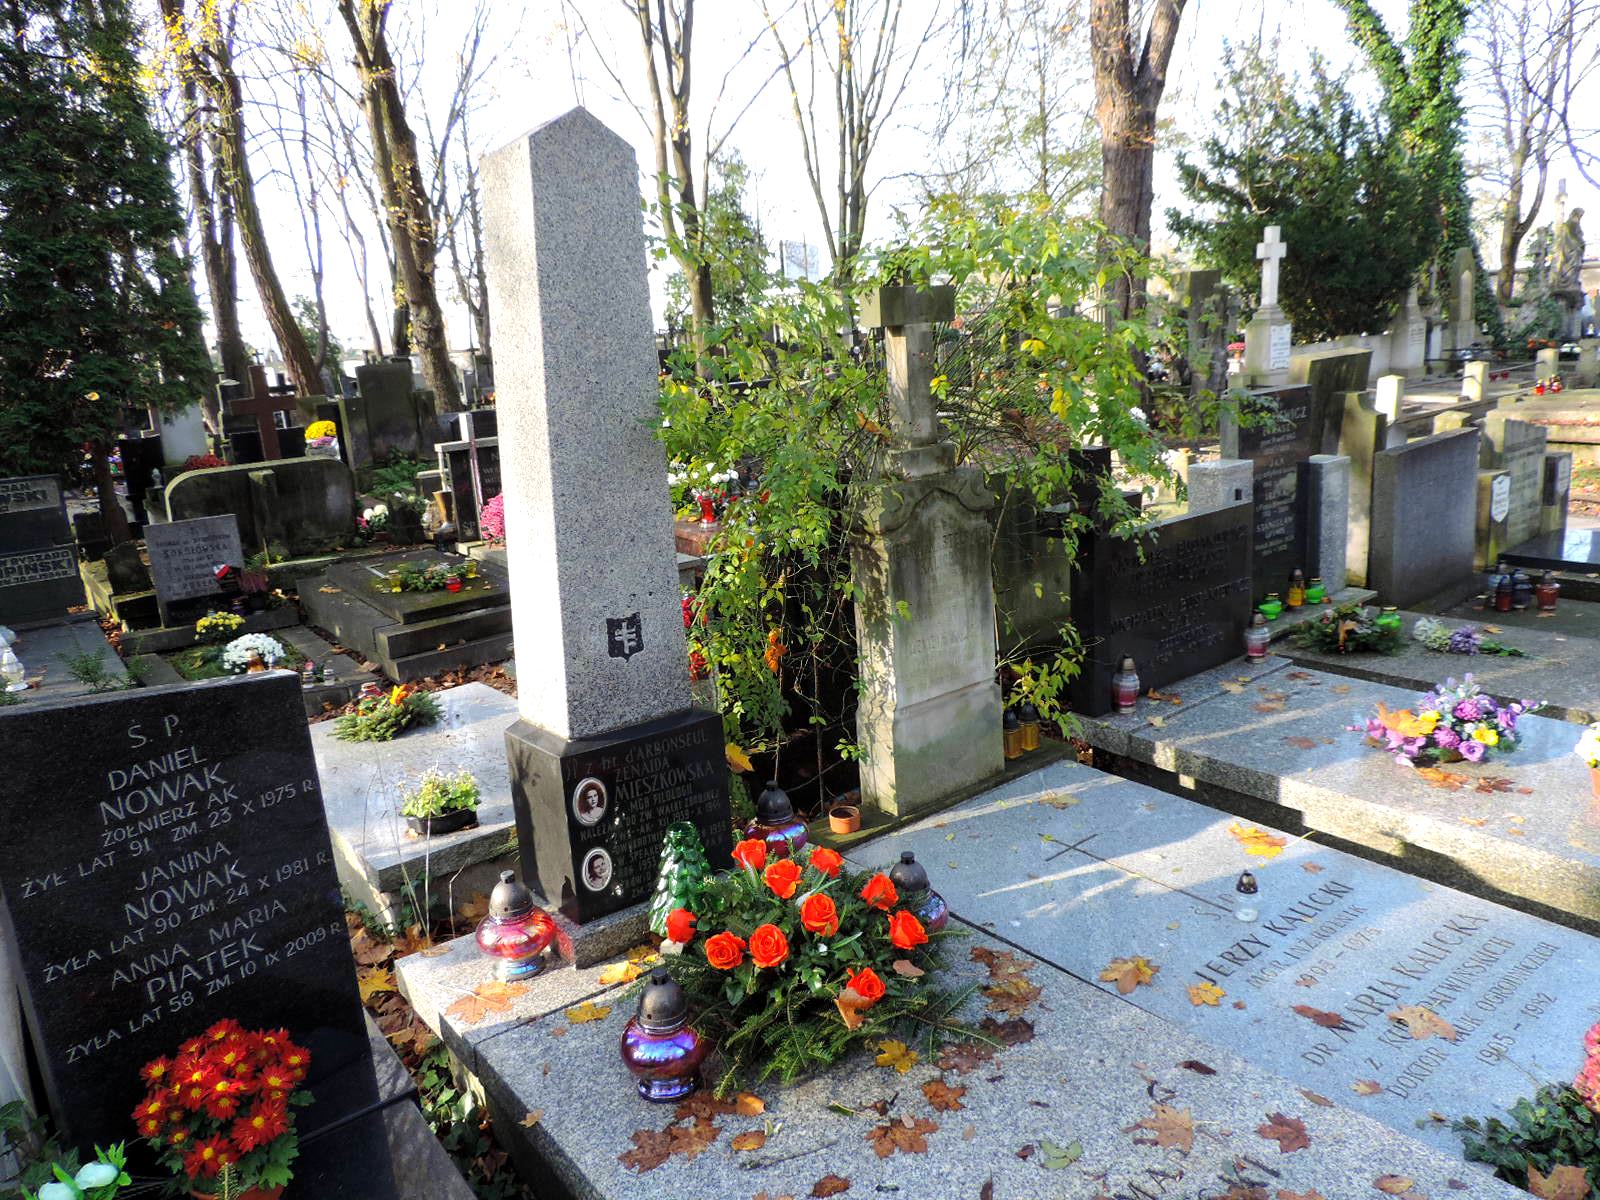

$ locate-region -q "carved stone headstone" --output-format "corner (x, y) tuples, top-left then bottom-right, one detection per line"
(482, 108), (730, 926)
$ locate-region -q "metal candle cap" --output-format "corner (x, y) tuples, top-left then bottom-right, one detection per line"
(488, 870), (536, 920)
(637, 967), (689, 1034)
(888, 850), (930, 895)
(1236, 870), (1259, 896)
(756, 780), (794, 824)
(1251, 612), (1267, 628)
(1003, 708), (1021, 731)
(1118, 655), (1136, 673)
(1016, 701), (1040, 724)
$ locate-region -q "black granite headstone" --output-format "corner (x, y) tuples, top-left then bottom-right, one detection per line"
(506, 708), (732, 923)
(1068, 501), (1254, 717)
(1222, 385), (1325, 604)
(115, 435), (166, 525)
(444, 440), (501, 542)
(0, 674), (371, 1149)
(145, 515), (243, 625)
(0, 474), (83, 625)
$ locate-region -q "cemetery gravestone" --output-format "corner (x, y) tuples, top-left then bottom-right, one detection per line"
(0, 474), (84, 626)
(1288, 348), (1373, 451)
(1222, 385), (1325, 604)
(1480, 413), (1550, 549)
(1541, 452), (1572, 534)
(0, 673), (371, 1148)
(1244, 226), (1293, 383)
(165, 458), (355, 558)
(1368, 428), (1480, 608)
(440, 437), (501, 542)
(482, 108), (731, 923)
(228, 365), (299, 462)
(144, 515), (244, 626)
(1068, 501), (1253, 716)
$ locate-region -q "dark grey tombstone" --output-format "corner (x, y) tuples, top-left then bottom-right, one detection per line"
(1067, 501), (1254, 716)
(443, 439), (501, 542)
(144, 514), (243, 625)
(115, 435), (166, 525)
(0, 474), (83, 625)
(166, 459), (355, 558)
(1221, 384), (1325, 604)
(1288, 348), (1373, 453)
(1368, 428), (1480, 608)
(101, 541), (151, 595)
(0, 674), (373, 1150)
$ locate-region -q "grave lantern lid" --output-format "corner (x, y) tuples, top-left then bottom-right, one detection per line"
(637, 968), (690, 1034)
(888, 850), (930, 896)
(489, 869), (536, 920)
(756, 780), (794, 825)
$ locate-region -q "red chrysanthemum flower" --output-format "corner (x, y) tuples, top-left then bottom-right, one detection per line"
(141, 1056), (174, 1086)
(184, 1135), (230, 1179)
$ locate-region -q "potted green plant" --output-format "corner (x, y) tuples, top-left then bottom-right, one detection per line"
(400, 768), (481, 835)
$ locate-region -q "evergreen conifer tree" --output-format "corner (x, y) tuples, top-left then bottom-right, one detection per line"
(649, 822), (711, 937)
(0, 0), (212, 541)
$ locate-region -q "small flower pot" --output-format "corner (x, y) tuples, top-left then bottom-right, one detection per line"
(828, 805), (861, 835)
(405, 809), (479, 836)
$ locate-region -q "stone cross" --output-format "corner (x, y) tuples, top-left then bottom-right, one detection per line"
(862, 284), (956, 478)
(227, 364), (297, 460)
(1256, 225), (1287, 309)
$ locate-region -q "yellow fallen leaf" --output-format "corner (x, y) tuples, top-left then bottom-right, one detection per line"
(735, 1092), (765, 1116)
(1099, 955), (1159, 994)
(730, 1129), (767, 1151)
(1229, 821), (1288, 859)
(874, 1039), (919, 1073)
(725, 742), (753, 772)
(1187, 981), (1225, 1007)
(566, 1001), (612, 1024)
(1352, 1079), (1383, 1095)
(598, 960), (647, 986)
(357, 966), (396, 1004)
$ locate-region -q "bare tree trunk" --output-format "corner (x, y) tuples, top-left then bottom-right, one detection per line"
(1090, 0), (1186, 321)
(90, 441), (133, 546)
(337, 0), (462, 410)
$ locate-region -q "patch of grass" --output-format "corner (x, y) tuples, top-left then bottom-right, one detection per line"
(167, 642), (305, 681)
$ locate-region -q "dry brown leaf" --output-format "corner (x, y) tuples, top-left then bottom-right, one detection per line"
(350, 928), (393, 967)
(892, 958), (926, 978)
(962, 1125), (976, 1141)
(971, 946), (1033, 980)
(1292, 1004), (1351, 1030)
(1254, 701), (1286, 713)
(1528, 1165), (1589, 1200)
(1388, 1005), (1458, 1042)
(984, 975), (1043, 1016)
(456, 894), (490, 923)
(977, 1016), (1035, 1046)
(1256, 1112), (1311, 1153)
(730, 1130), (767, 1152)
(1178, 1059), (1217, 1075)
(1099, 955), (1159, 994)
(445, 980), (527, 1025)
(618, 1127), (675, 1172)
(922, 1078), (967, 1111)
(937, 1041), (995, 1074)
(1299, 1088), (1334, 1108)
(1301, 861), (1325, 873)
(1331, 683), (1352, 694)
(1283, 735), (1319, 750)
(675, 1093), (738, 1122)
(1278, 1191), (1328, 1200)
(835, 987), (872, 1030)
(667, 1116), (722, 1162)
(1374, 1177), (1416, 1195)
(811, 1174), (852, 1197)
(1352, 1080), (1383, 1095)
(866, 1116), (938, 1158)
(520, 1109), (544, 1128)
(1148, 688), (1183, 704)
(1126, 1103), (1195, 1154)
(1221, 680), (1247, 693)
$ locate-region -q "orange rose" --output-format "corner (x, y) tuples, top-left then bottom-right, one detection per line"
(859, 872), (898, 911)
(748, 923), (789, 969)
(846, 967), (885, 1005)
(665, 908), (697, 944)
(704, 931), (746, 970)
(808, 847), (844, 878)
(763, 858), (803, 899)
(887, 910), (928, 951)
(799, 893), (840, 937)
(731, 838), (768, 872)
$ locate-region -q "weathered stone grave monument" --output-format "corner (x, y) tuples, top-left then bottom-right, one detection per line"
(165, 456), (355, 558)
(0, 474), (84, 627)
(436, 413), (501, 543)
(143, 513), (243, 627)
(1068, 500), (1254, 715)
(1243, 225), (1292, 385)
(482, 108), (731, 928)
(1480, 411), (1551, 552)
(227, 364), (303, 462)
(1367, 427), (1480, 607)
(337, 360), (439, 479)
(851, 283), (1003, 817)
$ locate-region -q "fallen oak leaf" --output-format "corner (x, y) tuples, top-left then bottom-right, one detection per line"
(1256, 1112), (1311, 1153)
(444, 979), (528, 1025)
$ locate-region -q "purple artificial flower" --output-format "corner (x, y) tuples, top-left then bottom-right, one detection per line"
(1403, 736), (1427, 757)
(1460, 739), (1486, 763)
(1497, 708), (1517, 729)
(1433, 727), (1462, 750)
(1454, 699), (1483, 722)
(1448, 628), (1480, 654)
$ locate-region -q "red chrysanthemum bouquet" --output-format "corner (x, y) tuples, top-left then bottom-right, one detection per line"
(658, 839), (961, 1090)
(134, 1019), (311, 1198)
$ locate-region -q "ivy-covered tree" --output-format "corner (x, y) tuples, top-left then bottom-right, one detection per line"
(1168, 46), (1435, 341)
(0, 0), (211, 542)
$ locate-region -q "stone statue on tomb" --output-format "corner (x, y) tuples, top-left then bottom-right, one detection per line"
(1553, 209), (1586, 292)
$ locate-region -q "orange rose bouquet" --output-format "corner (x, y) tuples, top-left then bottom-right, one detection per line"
(134, 1019), (311, 1198)
(657, 840), (958, 1089)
